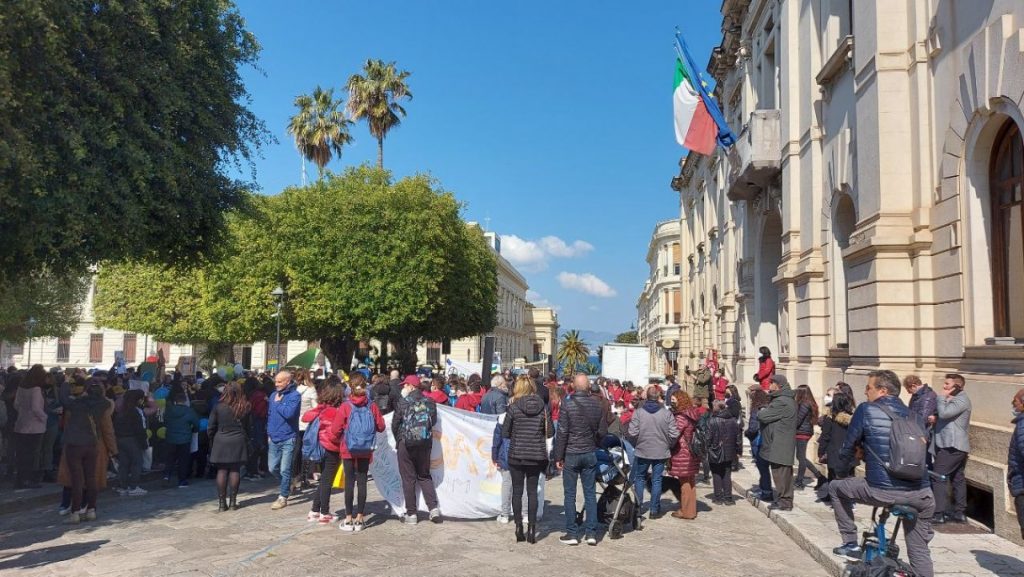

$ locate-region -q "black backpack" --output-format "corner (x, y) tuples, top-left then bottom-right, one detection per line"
(865, 403), (929, 482)
(689, 412), (712, 459)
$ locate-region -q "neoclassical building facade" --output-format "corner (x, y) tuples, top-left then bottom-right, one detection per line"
(637, 219), (683, 376)
(671, 0), (1024, 543)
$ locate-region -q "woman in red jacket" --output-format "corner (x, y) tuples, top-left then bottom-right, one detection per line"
(667, 390), (704, 520)
(329, 379), (385, 532)
(302, 381), (344, 525)
(753, 347), (775, 392)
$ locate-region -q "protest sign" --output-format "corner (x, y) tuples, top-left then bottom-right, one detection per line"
(371, 405), (545, 519)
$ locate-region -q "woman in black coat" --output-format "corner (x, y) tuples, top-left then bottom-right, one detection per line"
(725, 384), (743, 471)
(817, 392), (858, 480)
(208, 381), (250, 512)
(502, 376), (553, 544)
(708, 399), (741, 505)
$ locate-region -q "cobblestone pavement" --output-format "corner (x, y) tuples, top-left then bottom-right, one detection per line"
(0, 474), (827, 577)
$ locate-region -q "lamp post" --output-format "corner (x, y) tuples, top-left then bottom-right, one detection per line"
(26, 317), (38, 366)
(271, 286), (285, 372)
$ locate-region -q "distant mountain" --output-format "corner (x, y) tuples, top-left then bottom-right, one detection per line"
(558, 329), (618, 349)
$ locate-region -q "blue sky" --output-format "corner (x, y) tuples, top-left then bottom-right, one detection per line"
(236, 0), (722, 335)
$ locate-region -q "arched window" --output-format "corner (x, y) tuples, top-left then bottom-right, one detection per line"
(991, 122), (1024, 339)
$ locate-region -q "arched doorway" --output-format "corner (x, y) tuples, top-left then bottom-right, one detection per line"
(831, 193), (856, 347)
(757, 212), (783, 356)
(990, 121), (1024, 339)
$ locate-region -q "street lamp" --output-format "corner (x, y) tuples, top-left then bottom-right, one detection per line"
(271, 286), (285, 372)
(26, 317), (37, 366)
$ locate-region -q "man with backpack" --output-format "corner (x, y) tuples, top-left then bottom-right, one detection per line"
(391, 375), (441, 524)
(829, 370), (934, 577)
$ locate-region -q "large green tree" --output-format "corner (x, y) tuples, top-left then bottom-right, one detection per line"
(0, 0), (268, 287)
(0, 271), (90, 341)
(346, 59), (412, 169)
(94, 167), (498, 372)
(287, 86), (353, 181)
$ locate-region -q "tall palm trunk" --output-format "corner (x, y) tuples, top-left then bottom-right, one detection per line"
(377, 136), (384, 170)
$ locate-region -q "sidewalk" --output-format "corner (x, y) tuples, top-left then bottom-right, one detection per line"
(728, 457), (1024, 577)
(0, 469), (166, 517)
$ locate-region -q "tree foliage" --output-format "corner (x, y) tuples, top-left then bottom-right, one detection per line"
(346, 59), (412, 169)
(557, 330), (590, 377)
(94, 167), (498, 369)
(0, 271), (90, 341)
(0, 0), (269, 285)
(614, 330), (639, 344)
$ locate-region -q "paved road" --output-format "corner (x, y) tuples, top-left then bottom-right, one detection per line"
(0, 475), (826, 577)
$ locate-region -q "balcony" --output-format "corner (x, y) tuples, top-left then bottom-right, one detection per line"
(726, 109), (781, 202)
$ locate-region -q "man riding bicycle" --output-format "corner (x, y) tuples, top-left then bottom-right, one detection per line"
(829, 369), (935, 577)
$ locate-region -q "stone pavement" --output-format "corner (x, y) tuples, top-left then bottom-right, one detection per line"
(0, 472), (828, 577)
(729, 457), (1024, 577)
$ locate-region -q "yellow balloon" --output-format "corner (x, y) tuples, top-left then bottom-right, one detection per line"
(156, 427), (166, 440)
(155, 398), (166, 409)
(147, 429), (153, 439)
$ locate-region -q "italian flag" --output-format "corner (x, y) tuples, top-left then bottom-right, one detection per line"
(673, 58), (717, 155)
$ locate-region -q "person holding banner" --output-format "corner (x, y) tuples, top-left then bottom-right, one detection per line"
(502, 376), (553, 544)
(392, 375), (441, 524)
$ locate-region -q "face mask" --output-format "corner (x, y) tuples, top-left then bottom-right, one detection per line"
(823, 395), (833, 406)
(401, 388), (412, 398)
(1014, 408), (1022, 418)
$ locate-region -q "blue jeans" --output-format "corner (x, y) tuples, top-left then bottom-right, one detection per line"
(755, 453), (773, 499)
(268, 437), (295, 498)
(562, 452), (598, 537)
(632, 457), (665, 515)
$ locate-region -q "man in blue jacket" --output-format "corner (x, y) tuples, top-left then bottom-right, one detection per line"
(829, 370), (934, 577)
(268, 370), (300, 510)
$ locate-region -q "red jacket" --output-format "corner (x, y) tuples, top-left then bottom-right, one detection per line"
(455, 391), (482, 412)
(668, 407), (703, 478)
(713, 376), (729, 401)
(756, 357), (775, 392)
(608, 386), (624, 403)
(302, 404), (340, 453)
(619, 408), (634, 426)
(424, 390), (449, 406)
(329, 396), (386, 460)
(250, 390), (268, 420)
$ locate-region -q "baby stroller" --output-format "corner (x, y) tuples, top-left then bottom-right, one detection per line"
(594, 435), (643, 539)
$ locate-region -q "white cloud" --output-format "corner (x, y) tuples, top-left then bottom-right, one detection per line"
(557, 272), (617, 298)
(539, 236), (593, 258)
(526, 289), (561, 312)
(500, 234), (592, 272)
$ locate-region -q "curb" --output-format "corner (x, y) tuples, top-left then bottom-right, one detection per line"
(730, 476), (846, 577)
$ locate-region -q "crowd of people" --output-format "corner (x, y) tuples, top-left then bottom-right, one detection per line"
(1, 353), (1023, 577)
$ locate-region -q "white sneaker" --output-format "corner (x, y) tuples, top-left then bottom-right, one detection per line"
(307, 511), (321, 522)
(352, 520), (364, 532)
(404, 514), (418, 525)
(58, 506), (72, 516)
(83, 509), (97, 522)
(429, 508), (442, 524)
(339, 519), (355, 532)
(115, 488), (128, 496)
(271, 496), (288, 510)
(128, 487), (147, 496)
(496, 514), (509, 524)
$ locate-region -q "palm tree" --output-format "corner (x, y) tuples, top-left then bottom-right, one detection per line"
(286, 86), (353, 181)
(557, 330), (590, 377)
(346, 59), (412, 169)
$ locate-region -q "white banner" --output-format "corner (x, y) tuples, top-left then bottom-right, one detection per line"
(371, 405), (545, 519)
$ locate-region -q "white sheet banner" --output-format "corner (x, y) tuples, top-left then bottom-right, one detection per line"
(370, 405), (545, 519)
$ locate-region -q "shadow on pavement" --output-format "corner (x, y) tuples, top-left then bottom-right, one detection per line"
(971, 549), (1024, 576)
(0, 539), (109, 570)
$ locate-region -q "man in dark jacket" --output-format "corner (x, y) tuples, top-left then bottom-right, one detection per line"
(528, 367), (549, 407)
(392, 375), (441, 524)
(757, 374), (797, 510)
(829, 370), (934, 577)
(903, 375), (937, 425)
(387, 370), (404, 415)
(480, 375), (509, 415)
(1009, 389), (1024, 540)
(552, 374), (608, 546)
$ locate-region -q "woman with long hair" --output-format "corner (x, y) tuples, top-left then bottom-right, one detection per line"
(793, 385), (827, 489)
(835, 382), (857, 409)
(502, 376), (552, 543)
(746, 389), (773, 501)
(754, 347), (775, 392)
(818, 392), (858, 483)
(725, 384), (744, 471)
(329, 378), (385, 532)
(302, 381), (345, 525)
(208, 380), (251, 512)
(60, 379), (116, 523)
(667, 390), (704, 519)
(13, 365), (47, 489)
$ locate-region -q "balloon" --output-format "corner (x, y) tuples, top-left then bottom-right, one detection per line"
(153, 387), (169, 400)
(216, 367), (226, 379)
(154, 398), (166, 410)
(198, 418), (209, 431)
(233, 363), (245, 377)
(156, 427), (166, 439)
(147, 429), (153, 439)
(224, 366), (234, 380)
